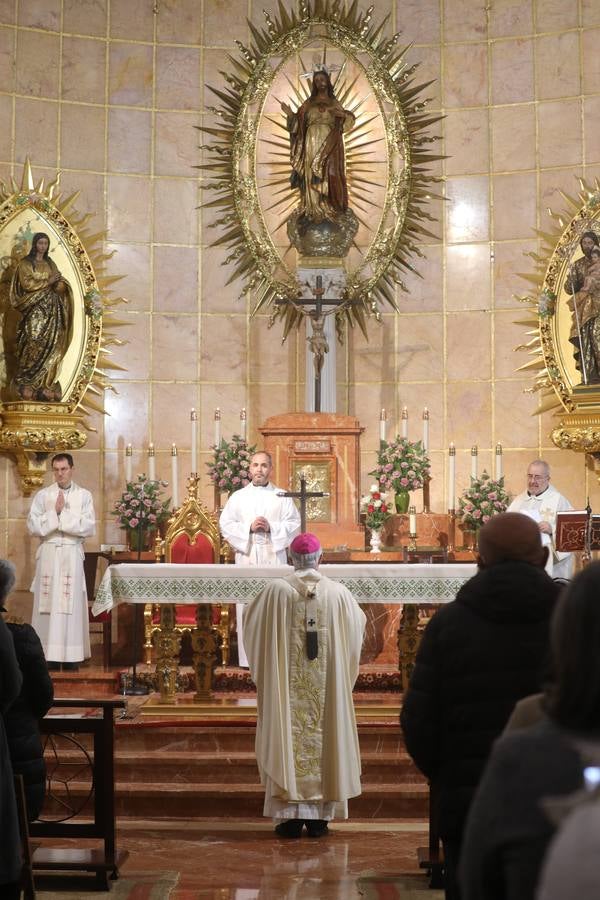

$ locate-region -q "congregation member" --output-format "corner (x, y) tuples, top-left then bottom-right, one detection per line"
(1, 560), (54, 821)
(460, 562), (600, 900)
(243, 532), (365, 838)
(219, 450), (300, 667)
(507, 459), (573, 580)
(27, 453), (96, 671)
(400, 513), (560, 900)
(0, 595), (23, 900)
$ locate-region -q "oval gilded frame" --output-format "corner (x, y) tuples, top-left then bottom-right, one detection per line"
(199, 0), (441, 339)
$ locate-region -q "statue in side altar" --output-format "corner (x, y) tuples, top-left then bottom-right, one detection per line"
(282, 64), (358, 258)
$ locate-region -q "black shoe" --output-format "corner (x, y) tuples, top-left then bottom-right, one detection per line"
(274, 819), (304, 838)
(61, 662), (79, 671)
(305, 819), (329, 838)
(47, 661), (60, 671)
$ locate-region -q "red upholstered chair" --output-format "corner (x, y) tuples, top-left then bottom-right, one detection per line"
(143, 476), (231, 682)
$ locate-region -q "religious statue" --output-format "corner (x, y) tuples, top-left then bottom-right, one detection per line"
(282, 65), (358, 257)
(307, 312), (329, 377)
(564, 230), (600, 384)
(9, 232), (73, 401)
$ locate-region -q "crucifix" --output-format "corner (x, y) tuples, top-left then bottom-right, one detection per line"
(291, 275), (346, 413)
(278, 470), (329, 532)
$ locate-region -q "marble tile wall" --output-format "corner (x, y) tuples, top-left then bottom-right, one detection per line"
(1, 0), (600, 605)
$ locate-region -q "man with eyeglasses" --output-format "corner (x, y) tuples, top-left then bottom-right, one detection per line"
(507, 459), (573, 580)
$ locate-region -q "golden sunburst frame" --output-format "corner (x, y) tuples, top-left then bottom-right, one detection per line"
(515, 178), (600, 476)
(0, 160), (127, 494)
(198, 0), (442, 341)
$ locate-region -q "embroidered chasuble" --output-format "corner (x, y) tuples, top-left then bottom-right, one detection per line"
(244, 569), (365, 820)
(508, 484), (573, 580)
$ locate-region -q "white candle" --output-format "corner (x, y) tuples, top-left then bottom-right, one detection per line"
(125, 443), (132, 482)
(148, 442), (156, 481)
(495, 443), (503, 480)
(379, 408), (386, 443)
(214, 408), (221, 447)
(171, 444), (179, 508)
(409, 505), (417, 535)
(448, 443), (456, 510)
(240, 407), (247, 440)
(422, 408), (429, 452)
(471, 445), (478, 480)
(191, 409), (198, 473)
(401, 406), (408, 439)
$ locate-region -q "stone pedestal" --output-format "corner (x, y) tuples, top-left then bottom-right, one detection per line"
(260, 412), (365, 549)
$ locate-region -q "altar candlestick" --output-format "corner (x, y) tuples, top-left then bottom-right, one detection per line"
(448, 443), (456, 510)
(240, 407), (247, 440)
(401, 406), (408, 438)
(471, 445), (478, 480)
(379, 409), (386, 443)
(125, 444), (133, 482)
(422, 408), (429, 452)
(148, 443), (156, 481)
(214, 408), (221, 447)
(409, 505), (417, 535)
(171, 445), (179, 508)
(495, 443), (503, 480)
(190, 409), (198, 474)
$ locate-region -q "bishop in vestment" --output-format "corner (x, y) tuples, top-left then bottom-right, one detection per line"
(28, 453), (96, 666)
(244, 532), (366, 838)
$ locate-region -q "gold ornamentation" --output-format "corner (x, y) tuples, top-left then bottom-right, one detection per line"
(0, 160), (127, 494)
(199, 0), (441, 342)
(291, 460), (331, 522)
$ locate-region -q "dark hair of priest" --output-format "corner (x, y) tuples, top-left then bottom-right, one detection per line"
(545, 561), (600, 732)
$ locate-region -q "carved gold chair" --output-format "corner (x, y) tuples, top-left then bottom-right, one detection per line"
(143, 475), (231, 703)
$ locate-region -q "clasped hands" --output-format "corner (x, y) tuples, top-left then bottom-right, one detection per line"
(55, 492), (65, 515)
(250, 517), (270, 533)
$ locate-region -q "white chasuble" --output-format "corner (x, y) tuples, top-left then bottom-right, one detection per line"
(244, 569), (366, 821)
(28, 482), (96, 662)
(219, 482), (301, 666)
(508, 484), (573, 579)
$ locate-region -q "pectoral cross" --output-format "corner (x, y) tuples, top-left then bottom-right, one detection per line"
(277, 471), (328, 532)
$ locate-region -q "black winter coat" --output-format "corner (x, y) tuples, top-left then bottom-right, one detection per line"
(0, 616), (22, 886)
(400, 561), (561, 840)
(4, 621), (53, 821)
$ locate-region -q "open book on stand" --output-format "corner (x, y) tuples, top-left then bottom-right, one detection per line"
(555, 510), (600, 552)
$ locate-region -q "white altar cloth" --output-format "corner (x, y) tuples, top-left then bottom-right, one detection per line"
(92, 563), (477, 616)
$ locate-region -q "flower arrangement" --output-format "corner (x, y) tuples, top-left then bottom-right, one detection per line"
(360, 484), (393, 530)
(370, 436), (431, 493)
(207, 435), (256, 495)
(458, 470), (510, 530)
(113, 474), (171, 532)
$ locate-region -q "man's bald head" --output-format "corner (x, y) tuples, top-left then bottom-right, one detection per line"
(477, 512), (548, 569)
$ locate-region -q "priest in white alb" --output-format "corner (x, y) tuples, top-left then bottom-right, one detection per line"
(219, 450), (300, 666)
(244, 532), (366, 838)
(508, 459), (573, 580)
(28, 453), (96, 669)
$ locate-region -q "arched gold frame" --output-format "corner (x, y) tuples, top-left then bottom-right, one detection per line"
(515, 178), (600, 459)
(0, 161), (127, 494)
(199, 0), (441, 340)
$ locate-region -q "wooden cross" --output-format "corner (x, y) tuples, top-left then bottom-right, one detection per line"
(293, 275), (346, 412)
(278, 471), (328, 532)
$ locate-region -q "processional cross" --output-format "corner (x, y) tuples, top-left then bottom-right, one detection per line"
(278, 471), (329, 532)
(292, 275), (346, 412)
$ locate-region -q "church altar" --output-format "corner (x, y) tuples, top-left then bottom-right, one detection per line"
(93, 562), (476, 615)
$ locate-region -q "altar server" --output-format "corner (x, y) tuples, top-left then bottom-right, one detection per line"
(28, 453), (95, 669)
(219, 450), (300, 666)
(244, 532), (366, 838)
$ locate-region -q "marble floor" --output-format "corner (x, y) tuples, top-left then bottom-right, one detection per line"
(35, 818), (442, 899)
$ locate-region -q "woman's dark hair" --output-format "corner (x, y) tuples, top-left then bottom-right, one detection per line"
(580, 230), (600, 248)
(310, 69), (335, 99)
(0, 558), (16, 607)
(27, 232), (51, 269)
(546, 562), (600, 730)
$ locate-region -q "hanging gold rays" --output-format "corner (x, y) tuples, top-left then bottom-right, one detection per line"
(198, 0), (443, 341)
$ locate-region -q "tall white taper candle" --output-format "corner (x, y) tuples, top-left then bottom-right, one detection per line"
(379, 409), (386, 443)
(471, 445), (478, 480)
(190, 409), (198, 473)
(448, 443), (456, 510)
(214, 408), (221, 447)
(240, 408), (247, 440)
(495, 443), (503, 480)
(401, 406), (408, 438)
(171, 444), (179, 508)
(422, 408), (429, 452)
(148, 443), (156, 481)
(125, 444), (132, 482)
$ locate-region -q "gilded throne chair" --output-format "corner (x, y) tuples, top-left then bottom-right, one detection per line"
(143, 475), (231, 703)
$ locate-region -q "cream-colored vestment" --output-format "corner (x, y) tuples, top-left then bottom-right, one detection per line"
(508, 484), (573, 580)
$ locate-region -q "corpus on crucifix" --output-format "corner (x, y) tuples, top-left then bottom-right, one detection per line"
(278, 470), (329, 532)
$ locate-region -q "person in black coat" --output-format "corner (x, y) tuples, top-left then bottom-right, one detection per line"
(460, 561), (600, 900)
(1, 559), (54, 822)
(0, 576), (23, 899)
(400, 513), (562, 900)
